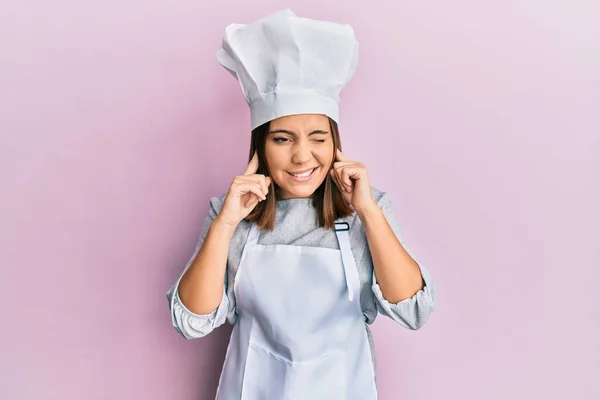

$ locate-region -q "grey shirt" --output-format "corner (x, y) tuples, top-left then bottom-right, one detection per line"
(167, 187), (436, 368)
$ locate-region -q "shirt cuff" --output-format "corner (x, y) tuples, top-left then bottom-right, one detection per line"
(167, 285), (229, 339)
(371, 262), (436, 330)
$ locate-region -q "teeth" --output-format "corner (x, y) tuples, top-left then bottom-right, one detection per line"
(291, 168), (315, 178)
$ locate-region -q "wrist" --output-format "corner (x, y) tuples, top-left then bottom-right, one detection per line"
(212, 215), (239, 235)
(355, 200), (381, 220)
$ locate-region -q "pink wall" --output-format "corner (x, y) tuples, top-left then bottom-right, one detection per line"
(1, 1), (599, 399)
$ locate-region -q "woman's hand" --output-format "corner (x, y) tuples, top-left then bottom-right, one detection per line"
(330, 149), (377, 214)
(217, 152), (271, 227)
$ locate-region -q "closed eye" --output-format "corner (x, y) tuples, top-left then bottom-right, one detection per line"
(272, 137), (328, 144)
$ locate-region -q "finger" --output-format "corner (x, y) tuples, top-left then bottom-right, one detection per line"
(332, 160), (355, 190)
(343, 165), (364, 182)
(237, 175), (269, 197)
(258, 177), (269, 197)
(341, 172), (353, 192)
(333, 161), (354, 171)
(244, 194), (260, 209)
(342, 169), (353, 188)
(336, 166), (354, 193)
(332, 167), (351, 193)
(236, 182), (267, 201)
(335, 148), (350, 162)
(243, 152), (259, 176)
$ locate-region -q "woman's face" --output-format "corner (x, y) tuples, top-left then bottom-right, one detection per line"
(265, 114), (335, 199)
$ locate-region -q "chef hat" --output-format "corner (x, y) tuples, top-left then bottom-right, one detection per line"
(216, 9), (359, 131)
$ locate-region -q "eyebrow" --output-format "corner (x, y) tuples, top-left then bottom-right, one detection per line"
(268, 129), (330, 136)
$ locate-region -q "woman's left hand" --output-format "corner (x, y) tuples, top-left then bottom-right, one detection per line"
(330, 149), (377, 214)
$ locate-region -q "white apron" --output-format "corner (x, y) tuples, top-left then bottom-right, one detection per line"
(215, 221), (378, 400)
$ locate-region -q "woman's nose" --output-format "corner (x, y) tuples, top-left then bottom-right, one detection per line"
(291, 142), (312, 164)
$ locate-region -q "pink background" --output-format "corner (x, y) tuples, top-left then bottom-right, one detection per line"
(1, 1), (599, 399)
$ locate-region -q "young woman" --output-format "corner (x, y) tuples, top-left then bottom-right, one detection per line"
(167, 10), (436, 400)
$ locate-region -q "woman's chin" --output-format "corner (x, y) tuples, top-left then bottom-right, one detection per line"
(277, 184), (319, 199)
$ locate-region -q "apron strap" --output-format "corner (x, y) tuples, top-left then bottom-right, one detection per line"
(334, 221), (359, 302)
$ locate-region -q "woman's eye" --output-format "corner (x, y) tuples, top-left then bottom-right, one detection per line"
(273, 137), (326, 144)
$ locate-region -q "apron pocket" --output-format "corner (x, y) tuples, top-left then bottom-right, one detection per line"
(242, 342), (347, 400)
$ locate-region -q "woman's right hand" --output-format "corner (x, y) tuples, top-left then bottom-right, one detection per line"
(216, 152), (271, 227)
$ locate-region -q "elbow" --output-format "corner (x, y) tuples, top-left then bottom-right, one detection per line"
(169, 296), (221, 340)
(174, 324), (213, 340)
(167, 285), (224, 340)
(408, 288), (436, 330)
(408, 271), (436, 330)
(170, 304), (221, 340)
(381, 290), (436, 330)
(406, 304), (435, 330)
(171, 311), (218, 340)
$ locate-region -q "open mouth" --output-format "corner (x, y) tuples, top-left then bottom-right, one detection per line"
(286, 167), (318, 182)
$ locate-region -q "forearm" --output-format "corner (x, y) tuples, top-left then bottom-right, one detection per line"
(358, 203), (424, 303)
(177, 216), (236, 314)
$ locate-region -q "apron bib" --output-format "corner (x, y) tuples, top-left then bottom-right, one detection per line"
(216, 221), (377, 400)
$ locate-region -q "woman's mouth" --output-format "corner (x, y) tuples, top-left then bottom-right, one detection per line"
(286, 167), (318, 183)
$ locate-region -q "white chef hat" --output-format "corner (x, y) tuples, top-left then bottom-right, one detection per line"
(216, 9), (359, 131)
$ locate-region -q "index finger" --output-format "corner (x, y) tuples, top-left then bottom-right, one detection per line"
(244, 152), (259, 176)
(335, 148), (350, 162)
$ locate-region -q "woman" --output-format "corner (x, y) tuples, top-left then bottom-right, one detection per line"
(167, 9), (436, 399)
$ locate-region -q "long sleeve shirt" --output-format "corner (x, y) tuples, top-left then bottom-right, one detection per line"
(167, 187), (436, 369)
